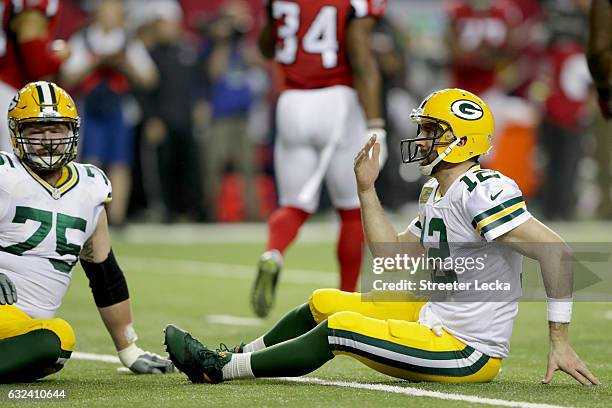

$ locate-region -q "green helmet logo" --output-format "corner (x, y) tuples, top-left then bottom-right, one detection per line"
(451, 99), (484, 121)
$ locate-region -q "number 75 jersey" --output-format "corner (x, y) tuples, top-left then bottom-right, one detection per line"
(266, 0), (386, 89)
(0, 152), (112, 318)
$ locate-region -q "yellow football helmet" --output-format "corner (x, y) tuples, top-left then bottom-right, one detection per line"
(401, 88), (494, 175)
(7, 81), (80, 171)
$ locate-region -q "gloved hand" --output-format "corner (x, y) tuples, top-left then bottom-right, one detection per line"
(118, 343), (175, 374)
(0, 273), (17, 305)
(367, 126), (388, 169)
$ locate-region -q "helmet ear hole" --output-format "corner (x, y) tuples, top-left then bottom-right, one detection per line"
(457, 137), (467, 147)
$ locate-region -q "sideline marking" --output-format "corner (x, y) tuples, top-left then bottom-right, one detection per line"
(71, 352), (569, 408)
(207, 314), (263, 327)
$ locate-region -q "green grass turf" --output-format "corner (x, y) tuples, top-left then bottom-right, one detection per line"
(0, 223), (610, 407)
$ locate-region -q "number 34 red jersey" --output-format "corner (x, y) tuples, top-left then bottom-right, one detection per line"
(266, 0), (386, 90)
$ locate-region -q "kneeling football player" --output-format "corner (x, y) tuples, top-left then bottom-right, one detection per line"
(164, 89), (598, 385)
(0, 81), (174, 382)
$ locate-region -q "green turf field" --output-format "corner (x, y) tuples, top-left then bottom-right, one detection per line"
(0, 222), (610, 407)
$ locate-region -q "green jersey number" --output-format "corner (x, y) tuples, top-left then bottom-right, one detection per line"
(460, 169), (500, 193)
(422, 216), (457, 284)
(1, 206), (87, 273)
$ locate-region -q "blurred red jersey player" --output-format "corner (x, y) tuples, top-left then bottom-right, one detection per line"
(0, 0), (69, 151)
(253, 0), (386, 317)
(446, 0), (522, 95)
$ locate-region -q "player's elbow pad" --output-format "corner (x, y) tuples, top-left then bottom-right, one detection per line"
(81, 249), (130, 308)
(18, 38), (63, 79)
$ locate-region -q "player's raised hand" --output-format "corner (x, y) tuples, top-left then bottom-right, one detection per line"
(542, 339), (600, 385)
(354, 135), (380, 193)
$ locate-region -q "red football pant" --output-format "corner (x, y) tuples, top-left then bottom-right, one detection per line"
(265, 207), (364, 292)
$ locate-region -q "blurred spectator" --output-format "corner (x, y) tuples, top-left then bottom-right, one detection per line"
(137, 0), (206, 222)
(0, 0), (70, 152)
(199, 0), (261, 221)
(445, 0), (521, 96)
(445, 0), (540, 200)
(535, 0), (592, 220)
(60, 0), (158, 227)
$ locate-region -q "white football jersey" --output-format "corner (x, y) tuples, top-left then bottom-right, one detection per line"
(405, 164), (531, 358)
(0, 152), (112, 319)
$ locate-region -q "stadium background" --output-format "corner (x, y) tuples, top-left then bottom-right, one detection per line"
(45, 0), (609, 226)
(1, 1), (610, 407)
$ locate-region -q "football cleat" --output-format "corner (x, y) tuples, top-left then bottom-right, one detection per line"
(251, 250), (283, 318)
(163, 324), (231, 384)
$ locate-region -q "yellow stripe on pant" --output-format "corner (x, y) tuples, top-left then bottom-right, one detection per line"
(0, 305), (75, 353)
(309, 289), (501, 383)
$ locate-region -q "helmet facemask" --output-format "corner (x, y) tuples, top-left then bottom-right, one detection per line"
(14, 120), (79, 171)
(401, 112), (455, 165)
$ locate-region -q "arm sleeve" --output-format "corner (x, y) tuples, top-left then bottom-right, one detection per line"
(350, 0), (386, 18)
(465, 173), (531, 241)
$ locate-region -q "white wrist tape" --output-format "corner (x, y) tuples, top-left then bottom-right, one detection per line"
(367, 118), (386, 128)
(547, 297), (573, 323)
(118, 343), (145, 368)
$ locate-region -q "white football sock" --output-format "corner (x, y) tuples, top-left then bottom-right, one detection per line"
(243, 336), (266, 353)
(221, 352), (254, 380)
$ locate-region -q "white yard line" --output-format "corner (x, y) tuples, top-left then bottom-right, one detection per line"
(119, 255), (336, 286)
(605, 311), (612, 320)
(71, 351), (569, 408)
(72, 351), (120, 364)
(279, 377), (570, 408)
(207, 314), (263, 327)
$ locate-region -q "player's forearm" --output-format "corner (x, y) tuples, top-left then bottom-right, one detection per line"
(347, 17), (382, 121)
(98, 299), (134, 351)
(499, 219), (573, 299)
(534, 237), (573, 301)
(358, 189), (399, 254)
(352, 58), (382, 121)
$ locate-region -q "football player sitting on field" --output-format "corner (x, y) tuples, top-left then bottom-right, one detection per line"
(164, 88), (599, 386)
(0, 81), (174, 382)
